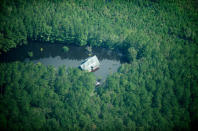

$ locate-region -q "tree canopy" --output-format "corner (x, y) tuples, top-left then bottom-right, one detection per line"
(0, 0), (198, 130)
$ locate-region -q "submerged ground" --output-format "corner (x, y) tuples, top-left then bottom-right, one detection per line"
(0, 42), (122, 80)
(0, 0), (198, 130)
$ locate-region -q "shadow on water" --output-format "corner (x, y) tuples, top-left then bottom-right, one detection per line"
(0, 42), (125, 80)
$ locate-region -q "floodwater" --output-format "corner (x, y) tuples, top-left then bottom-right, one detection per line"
(0, 42), (124, 80)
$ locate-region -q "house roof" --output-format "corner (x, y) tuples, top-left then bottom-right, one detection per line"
(80, 55), (100, 71)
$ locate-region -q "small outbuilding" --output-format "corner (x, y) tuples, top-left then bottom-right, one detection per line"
(80, 55), (100, 72)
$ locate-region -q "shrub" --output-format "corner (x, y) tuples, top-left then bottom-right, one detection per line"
(28, 51), (33, 57)
(62, 46), (69, 52)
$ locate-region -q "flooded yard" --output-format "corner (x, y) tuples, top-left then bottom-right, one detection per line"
(0, 42), (124, 80)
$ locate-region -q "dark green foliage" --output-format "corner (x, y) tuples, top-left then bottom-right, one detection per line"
(127, 47), (137, 62)
(0, 62), (96, 130)
(27, 51), (33, 57)
(62, 46), (69, 53)
(0, 0), (197, 53)
(0, 0), (198, 130)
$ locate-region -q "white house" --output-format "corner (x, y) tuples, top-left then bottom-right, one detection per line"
(80, 55), (100, 72)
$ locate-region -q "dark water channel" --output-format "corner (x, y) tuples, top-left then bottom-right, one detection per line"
(0, 42), (124, 80)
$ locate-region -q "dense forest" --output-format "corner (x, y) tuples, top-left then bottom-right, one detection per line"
(0, 0), (198, 130)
